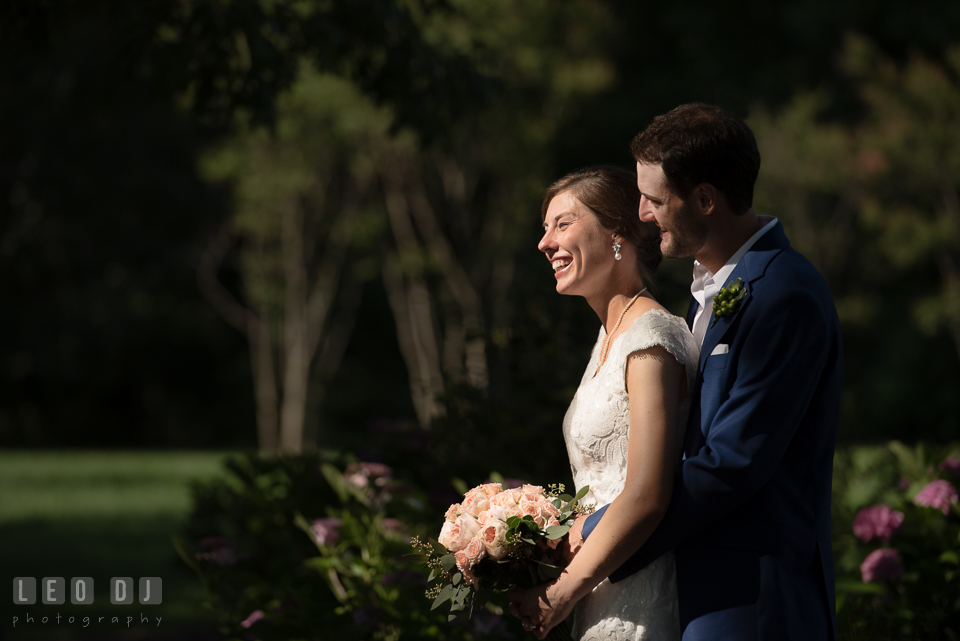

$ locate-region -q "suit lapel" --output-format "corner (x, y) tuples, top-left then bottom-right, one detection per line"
(696, 222), (791, 373)
(684, 223), (791, 458)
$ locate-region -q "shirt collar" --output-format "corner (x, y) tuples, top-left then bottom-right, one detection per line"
(693, 216), (778, 288)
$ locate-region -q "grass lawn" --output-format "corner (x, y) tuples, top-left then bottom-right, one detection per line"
(1, 450), (234, 640)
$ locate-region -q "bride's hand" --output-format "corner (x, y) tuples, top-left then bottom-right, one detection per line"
(508, 579), (578, 640)
(554, 513), (587, 566)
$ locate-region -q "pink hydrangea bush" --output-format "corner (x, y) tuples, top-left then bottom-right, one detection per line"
(860, 548), (904, 583)
(913, 479), (958, 515)
(852, 504), (904, 542)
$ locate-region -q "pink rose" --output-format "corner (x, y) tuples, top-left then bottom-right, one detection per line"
(940, 456), (960, 479)
(444, 503), (462, 523)
(914, 479), (959, 515)
(459, 564), (478, 586)
(479, 504), (512, 525)
(519, 484), (545, 503)
(461, 483), (503, 518)
(311, 518), (343, 547)
(852, 505), (904, 542)
(438, 513), (481, 552)
(860, 548), (904, 583)
(241, 610), (264, 629)
(519, 500), (543, 526)
(455, 536), (486, 577)
(541, 499), (561, 518)
(490, 489), (520, 511)
(478, 521), (510, 559)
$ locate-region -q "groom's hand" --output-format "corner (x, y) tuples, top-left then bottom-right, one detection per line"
(556, 513), (586, 566)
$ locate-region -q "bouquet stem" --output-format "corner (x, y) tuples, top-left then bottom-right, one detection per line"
(545, 620), (574, 641)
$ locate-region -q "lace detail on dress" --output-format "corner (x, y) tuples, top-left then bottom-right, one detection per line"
(562, 308), (700, 641)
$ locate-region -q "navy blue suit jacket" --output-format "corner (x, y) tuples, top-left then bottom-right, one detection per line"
(581, 223), (842, 640)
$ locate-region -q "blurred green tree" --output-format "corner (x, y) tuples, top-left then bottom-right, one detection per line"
(198, 72), (390, 454)
(750, 35), (960, 442)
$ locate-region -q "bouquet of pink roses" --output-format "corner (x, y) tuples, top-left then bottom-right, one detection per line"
(411, 481), (591, 639)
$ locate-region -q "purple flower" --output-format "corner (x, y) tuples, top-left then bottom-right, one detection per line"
(940, 456), (960, 479)
(852, 505), (904, 542)
(914, 479), (959, 515)
(860, 548), (904, 583)
(311, 518), (343, 546)
(240, 610), (264, 629)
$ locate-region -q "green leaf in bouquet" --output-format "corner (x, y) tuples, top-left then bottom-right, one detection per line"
(545, 525), (571, 539)
(432, 584), (456, 610)
(558, 494), (573, 502)
(431, 538), (448, 555)
(428, 568), (437, 582)
(506, 515), (522, 528)
(441, 554), (457, 572)
(452, 572), (462, 586)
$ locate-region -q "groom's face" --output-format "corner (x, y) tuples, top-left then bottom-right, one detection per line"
(637, 162), (708, 259)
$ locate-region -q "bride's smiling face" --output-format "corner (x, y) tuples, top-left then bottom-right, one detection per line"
(538, 191), (614, 296)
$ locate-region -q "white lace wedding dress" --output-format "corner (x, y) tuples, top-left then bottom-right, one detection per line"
(563, 308), (699, 641)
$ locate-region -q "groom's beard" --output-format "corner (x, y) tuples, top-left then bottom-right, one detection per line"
(662, 199), (708, 259)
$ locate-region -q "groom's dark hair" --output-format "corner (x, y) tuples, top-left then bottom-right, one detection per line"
(630, 103), (760, 215)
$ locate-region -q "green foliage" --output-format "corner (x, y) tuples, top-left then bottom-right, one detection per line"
(833, 442), (960, 639)
(749, 38), (960, 442)
(179, 452), (519, 640)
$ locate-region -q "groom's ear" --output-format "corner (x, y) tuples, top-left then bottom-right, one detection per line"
(691, 182), (719, 216)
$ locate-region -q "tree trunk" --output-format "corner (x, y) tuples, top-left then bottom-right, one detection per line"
(279, 198), (310, 454)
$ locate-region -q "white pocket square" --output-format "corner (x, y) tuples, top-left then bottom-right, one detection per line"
(711, 344), (729, 356)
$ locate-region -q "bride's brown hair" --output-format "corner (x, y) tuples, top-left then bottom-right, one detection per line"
(541, 166), (662, 281)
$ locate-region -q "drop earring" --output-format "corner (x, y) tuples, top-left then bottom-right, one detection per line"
(612, 239), (622, 261)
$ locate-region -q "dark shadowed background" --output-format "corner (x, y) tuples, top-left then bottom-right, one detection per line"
(2, 1), (959, 639)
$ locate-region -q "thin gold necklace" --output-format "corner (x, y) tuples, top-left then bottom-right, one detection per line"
(596, 288), (647, 374)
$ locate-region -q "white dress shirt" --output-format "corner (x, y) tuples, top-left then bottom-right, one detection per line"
(691, 216), (779, 345)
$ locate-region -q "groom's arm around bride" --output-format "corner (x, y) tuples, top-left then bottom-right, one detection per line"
(579, 104), (843, 641)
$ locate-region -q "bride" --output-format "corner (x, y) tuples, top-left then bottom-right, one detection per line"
(512, 166), (699, 640)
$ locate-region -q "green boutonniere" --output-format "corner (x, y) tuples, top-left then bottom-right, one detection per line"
(710, 277), (747, 327)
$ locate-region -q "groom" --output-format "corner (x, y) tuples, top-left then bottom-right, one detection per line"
(578, 103), (843, 640)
